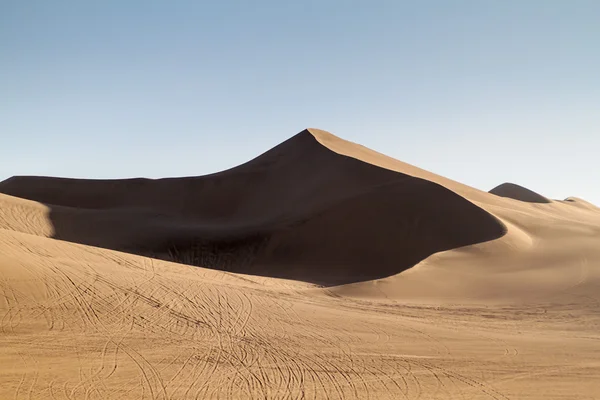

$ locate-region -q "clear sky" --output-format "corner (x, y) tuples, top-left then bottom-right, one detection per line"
(1, 1), (599, 204)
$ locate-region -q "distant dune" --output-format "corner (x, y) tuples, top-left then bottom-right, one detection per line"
(563, 196), (600, 210)
(489, 182), (551, 203)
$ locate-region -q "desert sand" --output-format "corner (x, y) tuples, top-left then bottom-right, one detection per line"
(0, 128), (598, 399)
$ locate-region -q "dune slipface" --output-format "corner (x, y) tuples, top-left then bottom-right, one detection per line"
(0, 129), (505, 285)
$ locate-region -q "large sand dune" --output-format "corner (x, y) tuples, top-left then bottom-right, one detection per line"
(0, 129), (505, 285)
(1, 129), (599, 399)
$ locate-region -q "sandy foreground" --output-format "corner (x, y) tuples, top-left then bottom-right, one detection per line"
(1, 129), (599, 399)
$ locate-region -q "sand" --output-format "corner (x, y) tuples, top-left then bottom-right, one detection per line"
(0, 128), (599, 399)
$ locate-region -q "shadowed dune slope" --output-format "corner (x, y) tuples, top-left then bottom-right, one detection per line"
(489, 182), (551, 203)
(0, 129), (505, 285)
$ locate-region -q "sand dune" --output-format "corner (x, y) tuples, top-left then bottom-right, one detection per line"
(1, 129), (599, 399)
(489, 182), (551, 203)
(563, 196), (600, 210)
(0, 129), (505, 285)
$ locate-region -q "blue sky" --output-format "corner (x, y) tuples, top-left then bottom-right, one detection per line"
(1, 1), (599, 203)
